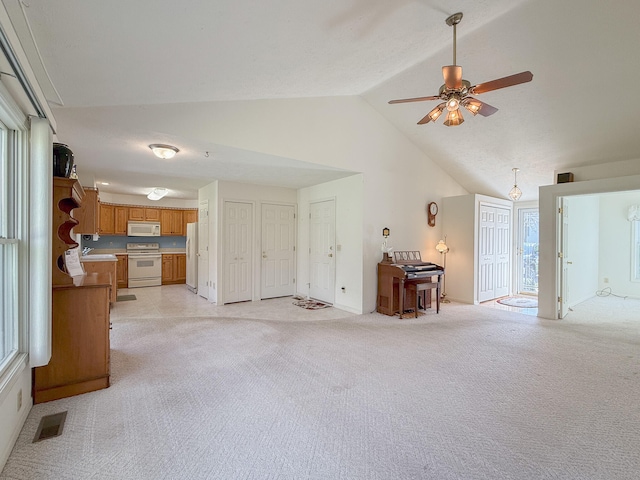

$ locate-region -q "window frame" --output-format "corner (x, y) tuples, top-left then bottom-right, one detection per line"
(0, 80), (30, 393)
(632, 219), (640, 283)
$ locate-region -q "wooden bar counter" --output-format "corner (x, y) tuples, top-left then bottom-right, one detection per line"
(33, 272), (112, 403)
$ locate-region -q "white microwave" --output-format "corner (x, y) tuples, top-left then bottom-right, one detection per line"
(127, 221), (161, 237)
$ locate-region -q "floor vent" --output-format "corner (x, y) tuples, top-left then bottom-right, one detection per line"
(33, 411), (67, 443)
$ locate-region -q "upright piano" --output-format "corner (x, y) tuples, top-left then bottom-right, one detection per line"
(377, 251), (444, 318)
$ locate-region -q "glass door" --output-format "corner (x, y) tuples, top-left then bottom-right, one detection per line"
(517, 208), (539, 294)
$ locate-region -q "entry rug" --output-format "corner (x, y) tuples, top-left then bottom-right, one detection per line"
(293, 296), (331, 310)
(116, 294), (137, 302)
(497, 296), (538, 308)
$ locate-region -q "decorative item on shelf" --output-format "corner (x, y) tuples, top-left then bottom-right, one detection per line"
(557, 172), (574, 184)
(69, 164), (78, 179)
(508, 167), (522, 201)
(381, 227), (393, 263)
(435, 236), (451, 303)
(52, 143), (74, 178)
(427, 201), (438, 227)
(149, 144), (179, 159)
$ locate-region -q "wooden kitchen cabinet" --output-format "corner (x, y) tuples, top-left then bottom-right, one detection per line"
(162, 253), (186, 284)
(99, 203), (115, 234)
(129, 206), (161, 222)
(114, 206), (128, 235)
(144, 207), (161, 221)
(72, 187), (99, 234)
(183, 209), (197, 225)
(161, 209), (184, 236)
(116, 254), (128, 288)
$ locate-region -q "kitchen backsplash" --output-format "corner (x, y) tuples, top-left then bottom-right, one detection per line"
(82, 235), (186, 250)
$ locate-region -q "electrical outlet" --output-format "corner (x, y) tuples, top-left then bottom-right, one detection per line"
(604, 277), (609, 283)
(17, 389), (22, 411)
(109, 241), (113, 246)
(172, 242), (176, 246)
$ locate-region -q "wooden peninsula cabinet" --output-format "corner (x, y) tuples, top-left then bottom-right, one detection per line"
(33, 177), (112, 403)
(33, 274), (111, 403)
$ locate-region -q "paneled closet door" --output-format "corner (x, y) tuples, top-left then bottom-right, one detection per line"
(494, 207), (511, 298)
(223, 201), (253, 304)
(478, 204), (511, 302)
(478, 205), (496, 302)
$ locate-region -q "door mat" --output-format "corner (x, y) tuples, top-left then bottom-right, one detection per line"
(33, 411), (67, 443)
(116, 294), (137, 302)
(293, 297), (331, 310)
(497, 296), (538, 308)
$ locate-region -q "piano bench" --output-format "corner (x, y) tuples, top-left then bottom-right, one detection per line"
(405, 282), (440, 317)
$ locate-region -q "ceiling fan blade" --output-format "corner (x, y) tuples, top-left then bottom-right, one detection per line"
(442, 65), (462, 90)
(470, 71), (533, 95)
(389, 95), (440, 104)
(475, 100), (498, 117)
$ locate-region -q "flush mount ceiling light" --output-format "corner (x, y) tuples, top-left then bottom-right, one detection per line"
(149, 144), (179, 159)
(509, 168), (522, 201)
(147, 187), (169, 201)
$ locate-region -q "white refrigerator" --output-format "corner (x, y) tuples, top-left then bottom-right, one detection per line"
(186, 222), (198, 293)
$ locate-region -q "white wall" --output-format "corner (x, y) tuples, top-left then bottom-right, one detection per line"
(599, 191), (640, 298)
(298, 175), (364, 313)
(563, 196), (600, 307)
(186, 96), (467, 313)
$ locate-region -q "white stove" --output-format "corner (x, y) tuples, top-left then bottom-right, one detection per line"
(126, 242), (162, 288)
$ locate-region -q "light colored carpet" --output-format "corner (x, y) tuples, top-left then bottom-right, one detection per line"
(1, 288), (639, 479)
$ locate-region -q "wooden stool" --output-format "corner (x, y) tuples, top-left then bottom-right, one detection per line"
(405, 282), (440, 317)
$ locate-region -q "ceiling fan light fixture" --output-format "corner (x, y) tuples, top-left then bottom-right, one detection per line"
(446, 97), (460, 112)
(428, 104), (446, 122)
(149, 144), (179, 159)
(443, 109), (464, 127)
(462, 98), (481, 116)
(508, 168), (522, 201)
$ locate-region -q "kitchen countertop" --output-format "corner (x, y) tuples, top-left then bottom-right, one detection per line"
(80, 254), (117, 262)
(86, 248), (187, 256)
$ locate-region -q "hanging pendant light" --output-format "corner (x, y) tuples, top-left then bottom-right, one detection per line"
(509, 168), (522, 201)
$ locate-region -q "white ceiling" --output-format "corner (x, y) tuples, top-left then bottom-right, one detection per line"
(7, 0), (640, 200)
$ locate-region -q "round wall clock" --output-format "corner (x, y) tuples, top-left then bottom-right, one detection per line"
(427, 202), (438, 227)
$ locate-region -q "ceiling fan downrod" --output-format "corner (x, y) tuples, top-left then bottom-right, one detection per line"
(445, 12), (463, 66)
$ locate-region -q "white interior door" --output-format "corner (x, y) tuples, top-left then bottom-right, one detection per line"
(197, 200), (209, 299)
(309, 199), (335, 304)
(261, 204), (295, 299)
(559, 198), (570, 318)
(478, 205), (496, 302)
(224, 201), (253, 304)
(494, 207), (511, 298)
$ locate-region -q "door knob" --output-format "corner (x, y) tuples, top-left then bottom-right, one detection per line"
(263, 255), (267, 258)
(328, 253), (333, 257)
(567, 261), (573, 264)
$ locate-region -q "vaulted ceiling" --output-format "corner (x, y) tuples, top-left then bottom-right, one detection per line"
(7, 0), (640, 200)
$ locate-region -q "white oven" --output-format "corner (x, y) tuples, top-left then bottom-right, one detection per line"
(127, 243), (162, 288)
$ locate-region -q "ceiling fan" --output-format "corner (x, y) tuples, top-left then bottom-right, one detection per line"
(389, 12), (533, 126)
